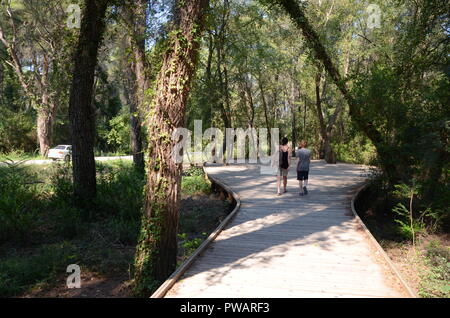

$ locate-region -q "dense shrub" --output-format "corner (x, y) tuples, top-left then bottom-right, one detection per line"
(0, 241), (80, 297)
(419, 241), (450, 298)
(0, 163), (41, 243)
(0, 160), (225, 297)
(95, 161), (145, 221)
(182, 175), (211, 196)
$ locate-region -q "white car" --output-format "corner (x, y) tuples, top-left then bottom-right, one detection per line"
(48, 145), (72, 162)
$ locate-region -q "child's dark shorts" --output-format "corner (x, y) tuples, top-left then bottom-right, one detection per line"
(297, 170), (309, 180)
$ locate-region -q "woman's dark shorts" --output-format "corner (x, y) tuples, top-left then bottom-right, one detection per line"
(297, 170), (309, 180)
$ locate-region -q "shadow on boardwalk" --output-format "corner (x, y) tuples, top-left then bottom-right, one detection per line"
(167, 161), (405, 297)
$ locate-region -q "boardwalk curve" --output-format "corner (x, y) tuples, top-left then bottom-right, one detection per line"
(161, 161), (411, 298)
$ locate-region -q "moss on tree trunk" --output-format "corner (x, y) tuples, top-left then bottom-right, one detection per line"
(133, 0), (209, 296)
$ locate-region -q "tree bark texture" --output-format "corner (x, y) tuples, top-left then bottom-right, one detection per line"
(68, 0), (109, 205)
(125, 0), (149, 172)
(133, 0), (209, 296)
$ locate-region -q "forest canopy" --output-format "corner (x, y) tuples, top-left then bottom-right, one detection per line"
(0, 0), (448, 297)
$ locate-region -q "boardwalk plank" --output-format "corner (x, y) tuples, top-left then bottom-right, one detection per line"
(165, 162), (408, 298)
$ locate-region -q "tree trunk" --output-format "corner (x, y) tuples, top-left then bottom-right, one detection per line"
(315, 70), (328, 160)
(315, 70), (336, 163)
(243, 75), (255, 128)
(123, 39), (145, 173)
(258, 73), (272, 144)
(37, 56), (57, 157)
(36, 99), (57, 157)
(323, 138), (335, 163)
(69, 0), (109, 206)
(290, 78), (298, 155)
(129, 85), (145, 173)
(302, 95), (307, 141)
(124, 0), (149, 172)
(204, 31), (214, 127)
(133, 0), (209, 296)
(214, 2), (232, 155)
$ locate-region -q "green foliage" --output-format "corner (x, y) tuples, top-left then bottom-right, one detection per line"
(105, 217), (139, 245)
(0, 109), (37, 154)
(184, 166), (205, 177)
(391, 181), (447, 243)
(392, 203), (426, 241)
(0, 81), (37, 153)
(419, 241), (450, 298)
(0, 237), (133, 297)
(0, 162), (40, 243)
(49, 163), (73, 201)
(95, 161), (145, 221)
(0, 241), (79, 297)
(0, 150), (42, 162)
(0, 150), (229, 297)
(181, 174), (211, 196)
(348, 1), (449, 189)
(333, 135), (377, 165)
(0, 161), (144, 296)
(98, 112), (131, 154)
(0, 0), (448, 298)
(177, 232), (206, 260)
(392, 182), (421, 244)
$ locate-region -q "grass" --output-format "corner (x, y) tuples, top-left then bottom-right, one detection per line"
(0, 162), (230, 297)
(419, 240), (450, 298)
(0, 160), (142, 297)
(0, 150), (44, 162)
(0, 242), (79, 297)
(181, 175), (212, 196)
(0, 239), (134, 297)
(177, 166), (232, 265)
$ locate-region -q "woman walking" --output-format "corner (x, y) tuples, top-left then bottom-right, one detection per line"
(276, 137), (291, 196)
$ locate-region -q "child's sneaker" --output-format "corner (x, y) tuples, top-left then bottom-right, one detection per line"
(303, 186), (308, 195)
(299, 192), (304, 197)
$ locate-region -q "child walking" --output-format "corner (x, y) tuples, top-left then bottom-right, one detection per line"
(296, 140), (311, 196)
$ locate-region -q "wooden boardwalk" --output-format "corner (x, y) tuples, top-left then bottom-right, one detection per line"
(165, 161), (409, 298)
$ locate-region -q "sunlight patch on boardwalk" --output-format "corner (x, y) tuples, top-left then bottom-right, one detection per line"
(166, 161), (408, 298)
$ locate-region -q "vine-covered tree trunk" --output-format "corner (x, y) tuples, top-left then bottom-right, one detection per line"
(133, 0), (209, 296)
(69, 0), (109, 205)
